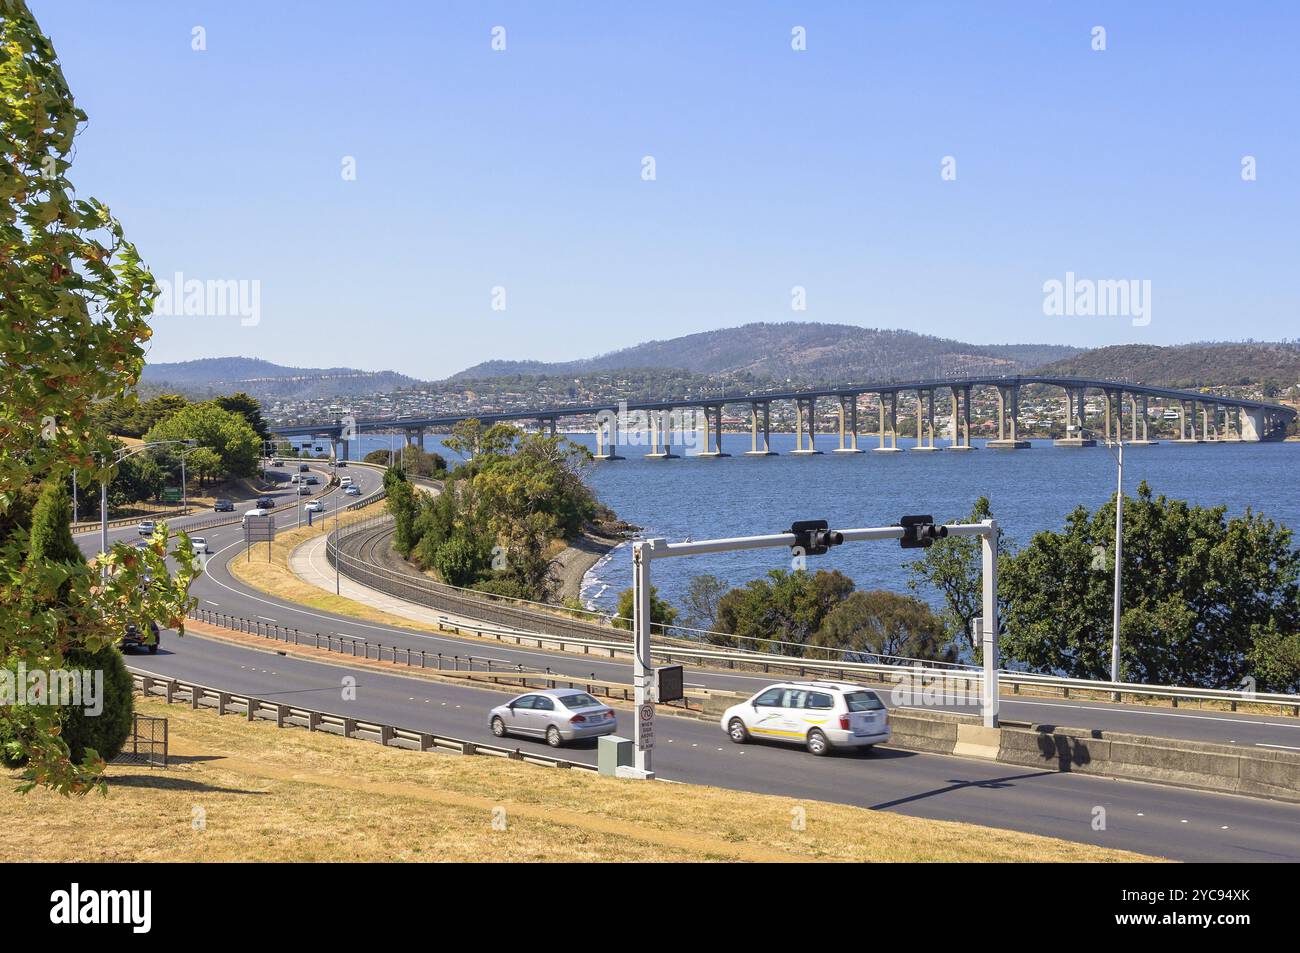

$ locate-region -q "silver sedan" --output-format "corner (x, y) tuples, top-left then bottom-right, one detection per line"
(489, 689), (618, 747)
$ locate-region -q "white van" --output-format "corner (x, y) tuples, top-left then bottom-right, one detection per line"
(242, 508), (269, 523)
(720, 681), (891, 756)
(290, 473), (302, 484)
(339, 476), (352, 487)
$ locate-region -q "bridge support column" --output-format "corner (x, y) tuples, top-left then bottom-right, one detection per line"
(645, 410), (678, 459)
(911, 389), (942, 451)
(988, 384), (1029, 448)
(1055, 387), (1094, 446)
(1221, 405), (1241, 442)
(833, 395), (863, 453)
(791, 398), (821, 455)
(403, 427), (425, 448)
(947, 386), (974, 450)
(745, 402), (775, 455)
(1128, 393), (1156, 446)
(874, 392), (901, 452)
(696, 405), (729, 457)
(593, 411), (624, 460)
(1240, 407), (1265, 442)
(1176, 401), (1202, 443)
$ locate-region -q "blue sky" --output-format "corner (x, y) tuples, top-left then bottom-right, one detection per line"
(34, 1), (1299, 379)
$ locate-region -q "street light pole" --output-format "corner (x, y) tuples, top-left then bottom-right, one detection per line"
(1111, 439), (1124, 684)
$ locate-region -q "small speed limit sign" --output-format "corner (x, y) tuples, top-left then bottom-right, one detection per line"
(637, 703), (655, 750)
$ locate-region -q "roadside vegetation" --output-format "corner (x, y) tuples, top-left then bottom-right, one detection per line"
(908, 490), (1300, 692)
(385, 419), (610, 603)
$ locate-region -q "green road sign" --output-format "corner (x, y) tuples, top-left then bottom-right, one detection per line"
(162, 488), (182, 503)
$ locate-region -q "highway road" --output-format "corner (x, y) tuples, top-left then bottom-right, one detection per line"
(85, 460), (1300, 861)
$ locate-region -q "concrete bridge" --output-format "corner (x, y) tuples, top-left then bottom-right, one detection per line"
(270, 374), (1296, 460)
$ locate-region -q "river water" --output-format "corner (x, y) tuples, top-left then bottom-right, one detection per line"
(335, 433), (1298, 616)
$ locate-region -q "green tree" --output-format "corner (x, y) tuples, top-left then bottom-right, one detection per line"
(108, 452), (166, 506)
(433, 531), (491, 588)
(144, 401), (259, 479)
(905, 496), (1000, 649)
(1000, 482), (1300, 689)
(680, 574), (726, 631)
(26, 479), (81, 565)
(60, 644), (134, 764)
(613, 585), (678, 631)
(0, 1), (195, 793)
(186, 446), (223, 489)
(213, 392), (269, 441)
(812, 590), (957, 663)
(384, 467), (420, 555)
(714, 569), (855, 653)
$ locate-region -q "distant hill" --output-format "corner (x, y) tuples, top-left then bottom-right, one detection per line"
(453, 323), (1084, 385)
(1033, 343), (1300, 392)
(142, 357), (420, 400)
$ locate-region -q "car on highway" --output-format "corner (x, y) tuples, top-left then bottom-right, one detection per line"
(213, 499), (235, 512)
(297, 484), (312, 495)
(137, 520), (156, 536)
(721, 681), (890, 756)
(344, 484), (361, 496)
(256, 496), (275, 508)
(189, 535), (210, 553)
(489, 689), (617, 748)
(298, 463), (310, 472)
(339, 476), (352, 486)
(242, 508), (269, 523)
(122, 621), (160, 654)
(304, 499), (324, 513)
(304, 475), (319, 485)
(272, 458), (283, 466)
(336, 460), (347, 467)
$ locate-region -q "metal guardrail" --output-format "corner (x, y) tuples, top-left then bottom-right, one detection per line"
(129, 670), (598, 772)
(183, 605), (702, 712)
(322, 514), (1300, 716)
(71, 508), (195, 535)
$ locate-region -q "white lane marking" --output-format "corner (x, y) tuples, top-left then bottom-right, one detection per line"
(1255, 742), (1300, 751)
(257, 615), (276, 622)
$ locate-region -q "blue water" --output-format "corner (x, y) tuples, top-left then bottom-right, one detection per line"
(309, 433), (1300, 615)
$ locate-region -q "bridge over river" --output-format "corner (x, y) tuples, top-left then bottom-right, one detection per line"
(271, 374), (1296, 460)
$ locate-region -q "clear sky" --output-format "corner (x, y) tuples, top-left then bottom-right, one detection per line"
(33, 1), (1300, 379)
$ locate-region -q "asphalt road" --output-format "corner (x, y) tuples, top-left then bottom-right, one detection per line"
(87, 460), (1300, 860)
(128, 628), (1300, 862)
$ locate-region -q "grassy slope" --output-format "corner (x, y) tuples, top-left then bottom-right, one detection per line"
(2, 698), (1160, 863)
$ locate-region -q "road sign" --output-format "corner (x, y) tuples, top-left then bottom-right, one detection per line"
(243, 515), (275, 544)
(162, 487), (182, 503)
(636, 703), (655, 750)
(654, 665), (684, 703)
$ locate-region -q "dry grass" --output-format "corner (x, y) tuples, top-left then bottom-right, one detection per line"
(0, 698), (1161, 863)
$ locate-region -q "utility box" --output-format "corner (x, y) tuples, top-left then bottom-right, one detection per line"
(597, 735), (633, 777)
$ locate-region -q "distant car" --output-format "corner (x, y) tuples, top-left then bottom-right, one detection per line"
(256, 496), (275, 508)
(122, 621), (160, 654)
(489, 689), (617, 748)
(304, 499), (324, 513)
(298, 464), (310, 472)
(272, 458), (284, 466)
(242, 508), (269, 522)
(137, 520), (156, 536)
(190, 535), (210, 553)
(344, 484), (361, 496)
(721, 681), (890, 756)
(305, 475), (319, 485)
(339, 476), (352, 486)
(297, 484), (312, 495)
(336, 460), (348, 467)
(213, 499), (234, 512)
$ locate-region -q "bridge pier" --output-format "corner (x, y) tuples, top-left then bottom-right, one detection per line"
(644, 409), (678, 459)
(403, 426), (425, 449)
(874, 392), (902, 452)
(987, 384), (1029, 448)
(948, 386), (975, 449)
(791, 397), (821, 455)
(1055, 387), (1095, 446)
(696, 404), (730, 457)
(833, 395), (863, 453)
(593, 411), (624, 460)
(1128, 393), (1156, 446)
(1175, 400), (1202, 443)
(911, 388), (943, 451)
(745, 401), (776, 455)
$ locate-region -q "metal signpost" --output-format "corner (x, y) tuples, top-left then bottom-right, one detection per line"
(629, 516), (1000, 779)
(244, 514), (276, 563)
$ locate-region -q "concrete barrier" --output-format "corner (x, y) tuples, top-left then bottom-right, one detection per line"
(996, 722), (1300, 803)
(887, 707), (970, 755)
